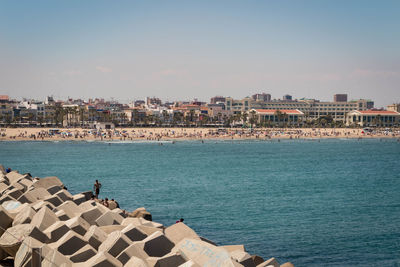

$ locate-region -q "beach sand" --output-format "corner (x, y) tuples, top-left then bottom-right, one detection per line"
(0, 127), (399, 141)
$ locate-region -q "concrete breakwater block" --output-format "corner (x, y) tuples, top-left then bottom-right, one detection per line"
(46, 185), (62, 195)
(165, 222), (200, 245)
(124, 256), (149, 267)
(96, 210), (124, 226)
(65, 216), (90, 236)
(80, 206), (104, 225)
(116, 243), (149, 265)
(0, 224), (49, 257)
(54, 189), (73, 202)
(56, 200), (82, 218)
(41, 244), (73, 267)
(30, 206), (59, 231)
(72, 194), (86, 205)
(99, 225), (126, 234)
(14, 236), (48, 267)
(6, 188), (24, 200)
(0, 183), (9, 195)
(19, 187), (51, 204)
(83, 225), (108, 250)
(12, 205), (36, 226)
(69, 244), (97, 263)
(76, 251), (122, 267)
(128, 207), (153, 221)
(31, 200), (55, 212)
(42, 195), (63, 208)
(48, 231), (88, 256)
(43, 221), (71, 243)
(0, 206), (14, 236)
(5, 172), (26, 185)
(251, 255), (265, 265)
(230, 250), (256, 267)
(177, 259), (201, 267)
(146, 251), (188, 267)
(136, 231), (175, 258)
(121, 216), (162, 228)
(0, 194), (16, 205)
(32, 176), (64, 190)
(256, 257), (279, 267)
(55, 210), (70, 221)
(173, 238), (243, 267)
(121, 224), (147, 242)
(98, 231), (131, 258)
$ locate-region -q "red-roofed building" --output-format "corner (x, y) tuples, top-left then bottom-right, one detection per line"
(252, 109), (304, 125)
(346, 110), (400, 127)
(0, 95), (9, 102)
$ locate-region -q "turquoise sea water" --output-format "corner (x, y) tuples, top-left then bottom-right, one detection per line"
(1, 139), (400, 266)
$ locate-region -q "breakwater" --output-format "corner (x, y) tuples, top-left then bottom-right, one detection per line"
(0, 166), (293, 267)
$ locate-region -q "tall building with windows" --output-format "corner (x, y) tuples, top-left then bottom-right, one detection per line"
(252, 93), (271, 102)
(334, 94), (348, 102)
(210, 96), (226, 104)
(221, 94), (374, 122)
(283, 94), (292, 101)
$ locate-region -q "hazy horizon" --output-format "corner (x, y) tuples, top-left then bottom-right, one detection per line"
(1, 0), (399, 108)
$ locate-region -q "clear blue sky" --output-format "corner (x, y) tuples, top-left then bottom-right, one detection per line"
(0, 0), (399, 107)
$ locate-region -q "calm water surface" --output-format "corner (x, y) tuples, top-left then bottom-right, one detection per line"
(1, 139), (399, 266)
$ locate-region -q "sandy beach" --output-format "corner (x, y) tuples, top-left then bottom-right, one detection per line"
(1, 127), (399, 141)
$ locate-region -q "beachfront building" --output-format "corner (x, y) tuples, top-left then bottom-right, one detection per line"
(215, 94), (371, 123)
(387, 103), (400, 112)
(251, 109), (305, 126)
(346, 110), (400, 127)
(252, 93), (271, 102)
(0, 95), (14, 124)
(334, 94), (348, 102)
(224, 97), (252, 114)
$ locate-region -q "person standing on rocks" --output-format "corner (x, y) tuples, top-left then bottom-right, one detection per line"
(93, 179), (102, 198)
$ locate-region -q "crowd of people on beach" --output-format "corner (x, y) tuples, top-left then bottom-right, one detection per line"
(1, 127), (400, 141)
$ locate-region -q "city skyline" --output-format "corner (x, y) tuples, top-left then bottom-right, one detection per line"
(1, 0), (399, 108)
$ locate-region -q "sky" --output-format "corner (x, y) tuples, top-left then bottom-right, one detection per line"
(0, 0), (399, 107)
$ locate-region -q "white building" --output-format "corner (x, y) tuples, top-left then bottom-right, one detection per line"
(346, 110), (400, 127)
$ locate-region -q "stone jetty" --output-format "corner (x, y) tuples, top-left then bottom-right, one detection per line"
(0, 166), (294, 267)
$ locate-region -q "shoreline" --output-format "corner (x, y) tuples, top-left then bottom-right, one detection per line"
(1, 127), (399, 142)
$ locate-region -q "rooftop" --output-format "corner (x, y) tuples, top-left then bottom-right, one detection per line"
(254, 109), (304, 115)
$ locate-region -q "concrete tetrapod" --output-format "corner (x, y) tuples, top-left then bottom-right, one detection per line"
(98, 230), (131, 258)
(69, 244), (97, 263)
(229, 250), (257, 267)
(48, 230), (88, 256)
(12, 205), (36, 226)
(116, 242), (149, 265)
(146, 251), (188, 267)
(173, 238), (244, 267)
(31, 176), (64, 190)
(83, 225), (108, 250)
(0, 224), (49, 257)
(30, 206), (59, 232)
(256, 257), (280, 267)
(121, 224), (147, 242)
(43, 221), (71, 243)
(0, 206), (13, 236)
(164, 222), (200, 245)
(124, 256), (149, 267)
(95, 210), (124, 226)
(135, 231), (175, 258)
(65, 216), (91, 236)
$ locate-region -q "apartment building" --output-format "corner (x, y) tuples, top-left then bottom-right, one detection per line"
(346, 110), (400, 127)
(224, 95), (374, 122)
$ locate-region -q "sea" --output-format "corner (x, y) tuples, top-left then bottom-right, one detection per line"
(0, 138), (399, 267)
